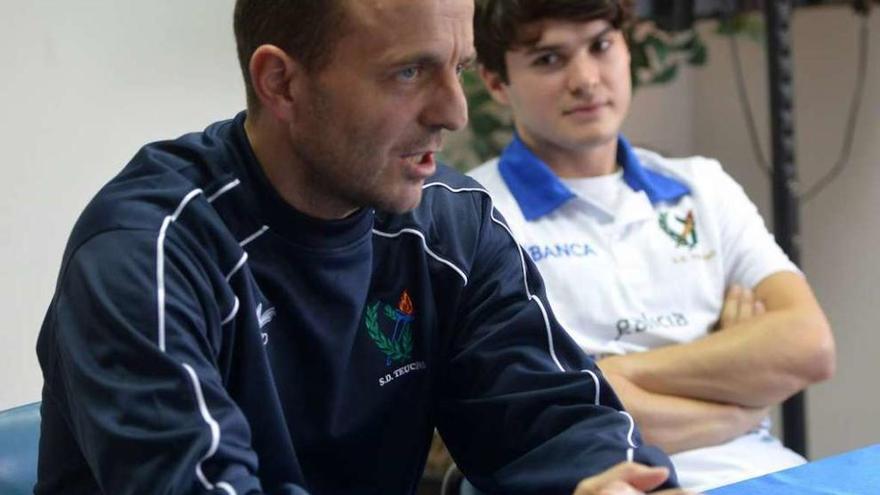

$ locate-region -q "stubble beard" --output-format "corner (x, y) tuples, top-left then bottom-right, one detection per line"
(294, 84), (433, 215)
(291, 85), (392, 216)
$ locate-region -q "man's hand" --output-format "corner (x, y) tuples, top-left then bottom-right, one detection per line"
(716, 285), (765, 330)
(572, 462), (696, 495)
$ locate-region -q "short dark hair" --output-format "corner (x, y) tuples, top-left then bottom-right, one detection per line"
(474, 0), (634, 82)
(233, 0), (348, 110)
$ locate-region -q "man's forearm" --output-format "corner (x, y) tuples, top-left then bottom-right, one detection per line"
(601, 369), (767, 454)
(602, 273), (835, 408)
(604, 309), (833, 407)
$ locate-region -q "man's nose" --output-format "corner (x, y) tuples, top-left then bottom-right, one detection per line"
(566, 52), (601, 95)
(421, 70), (468, 132)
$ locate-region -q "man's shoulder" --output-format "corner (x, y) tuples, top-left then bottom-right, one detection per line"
(67, 118), (243, 263)
(423, 162), (488, 191)
(372, 164), (502, 281)
(388, 164), (490, 232)
(382, 163), (500, 236)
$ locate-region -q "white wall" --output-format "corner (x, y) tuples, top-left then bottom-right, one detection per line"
(0, 0), (242, 409)
(623, 65), (696, 155)
(1, 1), (878, 462)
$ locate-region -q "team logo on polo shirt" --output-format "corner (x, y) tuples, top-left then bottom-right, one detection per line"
(659, 209), (698, 249)
(365, 290), (415, 366)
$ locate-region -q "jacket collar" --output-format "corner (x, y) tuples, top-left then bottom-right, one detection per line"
(498, 134), (691, 221)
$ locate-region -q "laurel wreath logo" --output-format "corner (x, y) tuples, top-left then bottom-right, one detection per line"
(659, 211), (698, 249)
(365, 302), (413, 363)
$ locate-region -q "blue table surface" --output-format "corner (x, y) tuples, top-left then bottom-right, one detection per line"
(706, 443), (880, 494)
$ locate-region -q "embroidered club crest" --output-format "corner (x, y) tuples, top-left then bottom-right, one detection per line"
(365, 291), (415, 366)
(659, 210), (698, 249)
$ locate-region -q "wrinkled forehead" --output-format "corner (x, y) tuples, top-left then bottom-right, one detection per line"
(336, 0), (475, 63)
(343, 0), (474, 39)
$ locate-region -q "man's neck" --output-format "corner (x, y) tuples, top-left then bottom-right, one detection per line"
(244, 114), (359, 221)
(520, 132), (619, 179)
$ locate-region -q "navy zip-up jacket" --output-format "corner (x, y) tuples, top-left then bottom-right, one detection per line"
(35, 113), (675, 495)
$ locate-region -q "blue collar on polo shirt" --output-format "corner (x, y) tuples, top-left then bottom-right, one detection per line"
(497, 133), (691, 221)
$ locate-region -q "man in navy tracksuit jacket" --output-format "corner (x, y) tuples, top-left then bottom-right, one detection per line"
(35, 1), (679, 494)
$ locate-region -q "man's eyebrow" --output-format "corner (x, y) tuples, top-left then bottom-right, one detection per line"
(524, 25), (616, 54)
(383, 52), (444, 68)
(524, 43), (563, 55)
(384, 51), (477, 68)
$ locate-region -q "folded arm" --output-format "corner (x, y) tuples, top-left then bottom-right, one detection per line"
(601, 271), (835, 409)
(599, 371), (768, 454)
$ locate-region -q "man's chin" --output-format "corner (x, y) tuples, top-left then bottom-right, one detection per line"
(565, 129), (619, 150)
(373, 188), (424, 214)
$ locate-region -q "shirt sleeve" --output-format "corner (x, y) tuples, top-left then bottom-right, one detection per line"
(38, 229), (308, 495)
(434, 196), (678, 495)
(708, 162), (800, 288)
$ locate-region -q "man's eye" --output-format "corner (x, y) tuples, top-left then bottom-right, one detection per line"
(591, 38), (613, 54)
(532, 53), (560, 66)
(397, 66), (421, 82)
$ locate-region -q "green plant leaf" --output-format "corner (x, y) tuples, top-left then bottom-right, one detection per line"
(717, 13), (765, 43)
(674, 33), (697, 51)
(644, 34), (669, 64)
(472, 137), (494, 163)
(468, 88), (493, 108)
(744, 19), (765, 42)
(651, 64), (679, 84)
(470, 112), (504, 136)
(688, 43), (707, 65)
(629, 38), (650, 71)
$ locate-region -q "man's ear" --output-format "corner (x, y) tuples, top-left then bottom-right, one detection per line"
(478, 64), (511, 106)
(249, 45), (301, 122)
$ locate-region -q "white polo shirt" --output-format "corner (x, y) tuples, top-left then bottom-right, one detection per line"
(468, 134), (805, 491)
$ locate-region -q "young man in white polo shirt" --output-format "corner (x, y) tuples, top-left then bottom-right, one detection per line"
(467, 0), (836, 490)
